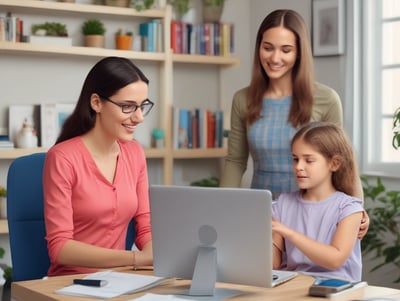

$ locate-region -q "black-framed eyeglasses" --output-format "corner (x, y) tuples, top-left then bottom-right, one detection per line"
(100, 95), (154, 116)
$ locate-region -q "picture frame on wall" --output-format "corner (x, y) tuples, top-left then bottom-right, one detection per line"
(312, 0), (345, 56)
(40, 103), (75, 148)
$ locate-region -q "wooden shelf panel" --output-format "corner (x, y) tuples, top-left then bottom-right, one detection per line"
(0, 219), (8, 234)
(0, 148), (48, 160)
(173, 54), (240, 65)
(0, 0), (165, 18)
(173, 148), (227, 159)
(0, 42), (166, 61)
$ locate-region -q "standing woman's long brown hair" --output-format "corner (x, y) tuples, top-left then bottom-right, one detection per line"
(247, 9), (314, 127)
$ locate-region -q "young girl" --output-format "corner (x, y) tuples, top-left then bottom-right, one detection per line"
(272, 122), (363, 281)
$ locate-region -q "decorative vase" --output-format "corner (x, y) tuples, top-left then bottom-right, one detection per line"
(115, 35), (133, 50)
(203, 4), (224, 23)
(84, 35), (105, 48)
(16, 120), (38, 149)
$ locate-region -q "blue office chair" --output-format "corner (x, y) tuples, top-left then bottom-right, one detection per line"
(7, 152), (136, 281)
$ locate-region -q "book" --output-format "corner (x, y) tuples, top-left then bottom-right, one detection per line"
(55, 271), (167, 299)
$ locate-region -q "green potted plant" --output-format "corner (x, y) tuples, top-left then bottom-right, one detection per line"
(115, 28), (133, 50)
(203, 0), (225, 22)
(31, 22), (68, 37)
(30, 21), (72, 46)
(81, 19), (106, 48)
(361, 176), (400, 283)
(167, 0), (190, 20)
(130, 0), (155, 11)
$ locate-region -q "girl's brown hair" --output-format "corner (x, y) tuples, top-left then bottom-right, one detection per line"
(291, 122), (359, 197)
(247, 9), (314, 127)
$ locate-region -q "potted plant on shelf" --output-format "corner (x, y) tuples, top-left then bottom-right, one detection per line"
(115, 29), (133, 50)
(202, 0), (225, 23)
(130, 0), (155, 11)
(30, 21), (72, 46)
(167, 0), (190, 20)
(81, 19), (106, 48)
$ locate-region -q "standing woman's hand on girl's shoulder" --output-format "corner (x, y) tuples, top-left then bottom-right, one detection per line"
(358, 210), (370, 239)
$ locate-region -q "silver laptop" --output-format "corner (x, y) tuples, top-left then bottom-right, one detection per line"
(150, 185), (297, 292)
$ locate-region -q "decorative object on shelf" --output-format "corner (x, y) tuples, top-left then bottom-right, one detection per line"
(167, 0), (190, 20)
(0, 186), (6, 219)
(130, 0), (155, 11)
(31, 22), (68, 37)
(81, 19), (106, 48)
(202, 0), (225, 23)
(30, 21), (72, 46)
(16, 119), (38, 149)
(115, 29), (133, 50)
(151, 128), (165, 148)
(105, 0), (129, 7)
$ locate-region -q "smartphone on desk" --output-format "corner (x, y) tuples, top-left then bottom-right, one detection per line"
(309, 278), (353, 297)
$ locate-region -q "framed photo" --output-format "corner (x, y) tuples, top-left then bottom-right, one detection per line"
(40, 103), (75, 147)
(312, 0), (345, 56)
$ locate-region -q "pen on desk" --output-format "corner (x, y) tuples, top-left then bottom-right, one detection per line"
(73, 279), (108, 287)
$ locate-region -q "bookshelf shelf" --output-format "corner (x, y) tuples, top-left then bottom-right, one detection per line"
(0, 41), (166, 61)
(173, 148), (227, 159)
(0, 0), (238, 187)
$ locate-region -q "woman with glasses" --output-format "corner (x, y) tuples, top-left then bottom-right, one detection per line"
(43, 56), (154, 276)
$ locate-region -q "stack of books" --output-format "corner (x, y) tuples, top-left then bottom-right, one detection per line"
(0, 135), (14, 149)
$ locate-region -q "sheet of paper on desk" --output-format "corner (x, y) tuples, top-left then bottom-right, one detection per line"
(55, 271), (167, 299)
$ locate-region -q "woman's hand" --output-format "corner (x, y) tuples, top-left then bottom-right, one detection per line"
(358, 210), (370, 239)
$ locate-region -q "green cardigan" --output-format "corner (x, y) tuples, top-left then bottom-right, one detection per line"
(220, 82), (343, 188)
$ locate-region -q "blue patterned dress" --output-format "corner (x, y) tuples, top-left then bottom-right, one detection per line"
(248, 96), (298, 199)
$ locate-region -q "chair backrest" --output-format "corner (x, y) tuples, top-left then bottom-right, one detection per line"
(7, 152), (49, 281)
(7, 153), (136, 281)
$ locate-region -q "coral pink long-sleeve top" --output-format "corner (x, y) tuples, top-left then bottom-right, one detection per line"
(43, 137), (152, 276)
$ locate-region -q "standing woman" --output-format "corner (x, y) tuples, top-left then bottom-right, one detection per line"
(220, 9), (368, 236)
(43, 56), (154, 276)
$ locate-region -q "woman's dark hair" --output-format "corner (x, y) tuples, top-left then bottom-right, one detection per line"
(56, 56), (149, 144)
(247, 9), (314, 127)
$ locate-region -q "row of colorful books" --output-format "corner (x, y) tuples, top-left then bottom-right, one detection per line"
(0, 12), (23, 42)
(172, 107), (225, 149)
(171, 21), (234, 56)
(139, 19), (164, 52)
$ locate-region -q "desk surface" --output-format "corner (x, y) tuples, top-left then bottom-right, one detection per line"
(11, 268), (400, 301)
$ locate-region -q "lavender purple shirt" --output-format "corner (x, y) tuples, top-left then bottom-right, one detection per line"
(272, 191), (363, 281)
